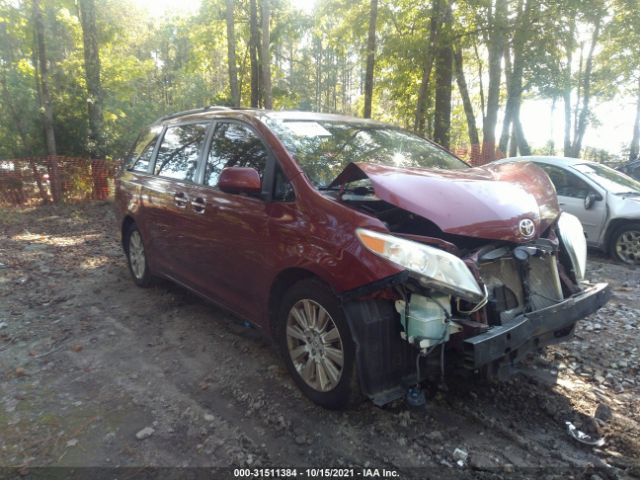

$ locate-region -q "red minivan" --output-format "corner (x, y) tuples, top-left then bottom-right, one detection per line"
(115, 107), (610, 408)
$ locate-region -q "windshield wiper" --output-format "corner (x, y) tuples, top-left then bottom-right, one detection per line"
(616, 191), (640, 196)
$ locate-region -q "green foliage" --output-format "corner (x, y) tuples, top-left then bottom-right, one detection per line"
(0, 0), (636, 164)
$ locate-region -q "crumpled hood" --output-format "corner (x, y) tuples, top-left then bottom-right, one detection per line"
(330, 162), (560, 242)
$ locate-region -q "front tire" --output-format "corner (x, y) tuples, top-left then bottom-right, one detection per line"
(276, 279), (359, 409)
(609, 222), (640, 265)
(124, 223), (154, 287)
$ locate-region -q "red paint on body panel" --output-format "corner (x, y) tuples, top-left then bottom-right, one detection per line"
(330, 161), (559, 242)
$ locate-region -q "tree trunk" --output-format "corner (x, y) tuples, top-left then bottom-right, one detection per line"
(249, 0), (260, 108)
(433, 4), (453, 149)
(563, 90), (572, 157)
(260, 0), (272, 109)
(33, 0), (61, 203)
(225, 0), (240, 107)
(501, 0), (530, 158)
(482, 0), (508, 164)
(78, 0), (103, 158)
(78, 0), (108, 200)
(414, 0), (440, 133)
(363, 0), (377, 118)
(513, 115), (531, 155)
(453, 47), (480, 163)
(630, 77), (640, 161)
(572, 16), (602, 157)
(314, 37), (321, 110)
(498, 46), (513, 156)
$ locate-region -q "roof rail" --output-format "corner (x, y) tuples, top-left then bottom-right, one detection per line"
(158, 105), (232, 122)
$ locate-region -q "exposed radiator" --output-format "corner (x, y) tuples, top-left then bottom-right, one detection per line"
(478, 254), (563, 322)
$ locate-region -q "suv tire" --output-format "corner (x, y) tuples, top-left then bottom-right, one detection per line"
(609, 222), (640, 265)
(124, 223), (154, 287)
(276, 278), (360, 409)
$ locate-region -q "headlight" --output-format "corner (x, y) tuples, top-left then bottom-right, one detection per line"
(557, 212), (587, 281)
(356, 228), (484, 302)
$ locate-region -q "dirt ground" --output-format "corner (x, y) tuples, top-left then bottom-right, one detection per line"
(0, 202), (638, 478)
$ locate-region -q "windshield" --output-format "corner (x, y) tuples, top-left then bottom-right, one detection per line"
(264, 118), (468, 188)
(573, 163), (640, 195)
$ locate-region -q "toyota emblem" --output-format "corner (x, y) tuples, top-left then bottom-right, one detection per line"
(518, 218), (535, 238)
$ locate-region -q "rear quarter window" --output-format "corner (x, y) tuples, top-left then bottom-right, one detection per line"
(128, 126), (163, 173)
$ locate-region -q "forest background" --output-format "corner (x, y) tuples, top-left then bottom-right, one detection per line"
(1, 0), (639, 203)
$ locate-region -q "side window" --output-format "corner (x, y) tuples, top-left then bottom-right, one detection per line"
(154, 123), (209, 181)
(128, 126), (162, 172)
(204, 122), (269, 187)
(538, 164), (591, 199)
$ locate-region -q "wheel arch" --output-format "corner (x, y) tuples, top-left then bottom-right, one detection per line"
(604, 218), (638, 247)
(121, 215), (136, 253)
(267, 267), (331, 338)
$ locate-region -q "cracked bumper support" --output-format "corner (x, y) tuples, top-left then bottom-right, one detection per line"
(462, 282), (610, 370)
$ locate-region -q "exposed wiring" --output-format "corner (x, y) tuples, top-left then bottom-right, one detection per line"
(456, 284), (489, 315)
(428, 295), (452, 320)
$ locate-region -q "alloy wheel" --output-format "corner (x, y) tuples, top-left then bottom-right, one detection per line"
(286, 299), (344, 392)
(128, 230), (146, 279)
(615, 230), (640, 265)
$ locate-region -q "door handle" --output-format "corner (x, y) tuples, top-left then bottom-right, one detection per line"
(191, 197), (206, 214)
(174, 192), (188, 208)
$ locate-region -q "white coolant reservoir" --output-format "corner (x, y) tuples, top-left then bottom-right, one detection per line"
(396, 294), (460, 349)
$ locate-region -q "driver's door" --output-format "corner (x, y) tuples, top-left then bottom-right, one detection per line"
(188, 121), (272, 319)
(537, 163), (606, 245)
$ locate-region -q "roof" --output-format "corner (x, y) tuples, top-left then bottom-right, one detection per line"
(152, 106), (389, 128)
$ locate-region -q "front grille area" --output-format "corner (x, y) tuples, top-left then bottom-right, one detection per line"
(478, 253), (563, 324)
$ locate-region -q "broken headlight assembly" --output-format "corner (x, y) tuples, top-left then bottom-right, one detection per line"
(557, 212), (587, 282)
(356, 228), (484, 302)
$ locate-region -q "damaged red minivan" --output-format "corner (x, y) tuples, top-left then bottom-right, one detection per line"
(115, 108), (610, 408)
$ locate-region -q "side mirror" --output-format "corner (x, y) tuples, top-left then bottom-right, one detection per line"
(218, 167), (262, 195)
(584, 191), (602, 209)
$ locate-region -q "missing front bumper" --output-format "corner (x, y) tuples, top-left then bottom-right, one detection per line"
(462, 282), (610, 370)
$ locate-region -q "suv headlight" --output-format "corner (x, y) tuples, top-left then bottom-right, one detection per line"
(557, 212), (587, 281)
(356, 228), (484, 302)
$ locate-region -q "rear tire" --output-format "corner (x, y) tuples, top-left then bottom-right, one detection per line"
(608, 222), (640, 265)
(124, 223), (154, 287)
(276, 278), (360, 409)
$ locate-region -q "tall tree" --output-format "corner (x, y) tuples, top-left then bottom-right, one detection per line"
(32, 0), (61, 203)
(414, 0), (441, 133)
(453, 47), (480, 161)
(363, 0), (377, 118)
(261, 0), (272, 109)
(225, 0), (240, 107)
(571, 12), (603, 157)
(78, 0), (108, 200)
(432, 3), (452, 148)
(498, 0), (532, 157)
(481, 0), (507, 163)
(249, 0), (260, 107)
(563, 16), (576, 156)
(78, 0), (104, 158)
(598, 0), (640, 160)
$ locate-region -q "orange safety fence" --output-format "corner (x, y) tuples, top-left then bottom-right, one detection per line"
(0, 156), (122, 206)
